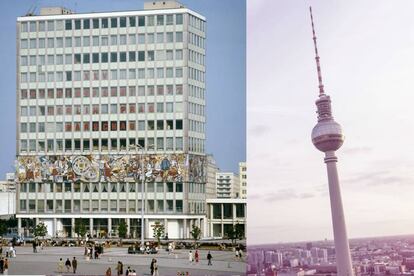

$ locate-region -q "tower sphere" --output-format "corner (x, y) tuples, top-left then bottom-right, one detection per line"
(311, 120), (344, 152)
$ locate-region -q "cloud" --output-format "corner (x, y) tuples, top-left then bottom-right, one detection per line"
(342, 146), (372, 155)
(249, 189), (316, 202)
(343, 170), (411, 187)
(249, 124), (270, 136)
(299, 192), (315, 199)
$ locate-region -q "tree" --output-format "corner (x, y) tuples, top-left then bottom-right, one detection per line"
(226, 223), (244, 246)
(190, 224), (201, 247)
(0, 221), (7, 236)
(33, 222), (48, 239)
(0, 217), (18, 236)
(118, 220), (127, 239)
(74, 219), (87, 239)
(151, 221), (165, 245)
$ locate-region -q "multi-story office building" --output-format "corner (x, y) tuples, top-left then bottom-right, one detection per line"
(216, 172), (240, 198)
(0, 173), (16, 218)
(239, 161), (246, 199)
(15, 0), (207, 239)
(206, 154), (219, 199)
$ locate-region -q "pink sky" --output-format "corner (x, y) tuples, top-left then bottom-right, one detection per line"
(247, 0), (414, 244)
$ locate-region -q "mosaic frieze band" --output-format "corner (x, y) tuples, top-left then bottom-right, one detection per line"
(16, 154), (206, 183)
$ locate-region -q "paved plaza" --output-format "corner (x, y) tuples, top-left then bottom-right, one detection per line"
(2, 246), (246, 276)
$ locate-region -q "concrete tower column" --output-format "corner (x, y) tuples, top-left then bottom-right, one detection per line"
(53, 218), (57, 238)
(18, 218), (22, 236)
(71, 218), (75, 238)
(164, 218), (168, 237)
(89, 218), (93, 237)
(325, 151), (353, 276)
(145, 218), (149, 239)
(126, 218), (130, 238)
(108, 218), (112, 238)
(183, 219), (187, 239)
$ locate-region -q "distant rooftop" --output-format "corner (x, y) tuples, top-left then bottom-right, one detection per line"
(26, 1), (185, 17)
(39, 7), (73, 16)
(144, 1), (185, 10)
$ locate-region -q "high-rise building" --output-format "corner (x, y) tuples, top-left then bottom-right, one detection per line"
(239, 161), (246, 199)
(15, 0), (208, 239)
(216, 172), (240, 198)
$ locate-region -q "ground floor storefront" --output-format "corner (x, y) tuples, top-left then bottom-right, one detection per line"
(16, 214), (206, 239)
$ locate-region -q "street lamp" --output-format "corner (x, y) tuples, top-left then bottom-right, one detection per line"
(130, 143), (153, 251)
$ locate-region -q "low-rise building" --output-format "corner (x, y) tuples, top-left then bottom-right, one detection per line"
(206, 198), (246, 238)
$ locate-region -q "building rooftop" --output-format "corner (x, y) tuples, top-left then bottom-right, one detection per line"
(18, 1), (204, 21)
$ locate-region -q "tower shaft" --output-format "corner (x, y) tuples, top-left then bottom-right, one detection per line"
(325, 151), (353, 276)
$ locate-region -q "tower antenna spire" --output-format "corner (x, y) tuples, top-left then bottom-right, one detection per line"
(309, 6), (325, 96)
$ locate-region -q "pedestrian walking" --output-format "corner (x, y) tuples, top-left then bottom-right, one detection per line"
(0, 257), (4, 274)
(188, 251), (193, 264)
(125, 266), (131, 276)
(150, 258), (155, 275)
(238, 248), (243, 260)
(207, 251), (213, 266)
(152, 259), (159, 276)
(72, 257), (78, 274)
(106, 267), (112, 276)
(116, 261), (123, 276)
(32, 240), (37, 253)
(3, 258), (8, 275)
(57, 258), (64, 273)
(195, 250), (199, 263)
(65, 258), (71, 272)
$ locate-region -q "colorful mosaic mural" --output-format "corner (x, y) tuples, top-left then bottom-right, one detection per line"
(16, 154), (206, 183)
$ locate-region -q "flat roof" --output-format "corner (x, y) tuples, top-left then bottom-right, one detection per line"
(17, 7), (205, 22)
(206, 198), (247, 204)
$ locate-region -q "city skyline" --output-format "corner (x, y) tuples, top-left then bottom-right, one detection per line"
(248, 0), (414, 244)
(0, 0), (246, 177)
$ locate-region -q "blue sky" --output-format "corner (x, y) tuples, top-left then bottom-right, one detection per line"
(0, 0), (246, 177)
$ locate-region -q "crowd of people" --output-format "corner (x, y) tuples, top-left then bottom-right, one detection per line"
(188, 250), (213, 265)
(84, 244), (104, 259)
(57, 257), (77, 274)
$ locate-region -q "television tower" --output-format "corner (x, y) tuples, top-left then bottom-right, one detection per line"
(309, 7), (354, 276)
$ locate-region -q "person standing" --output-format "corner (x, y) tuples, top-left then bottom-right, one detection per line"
(72, 257), (78, 274)
(32, 240), (37, 253)
(57, 258), (64, 273)
(152, 259), (159, 276)
(125, 266), (131, 276)
(188, 251), (193, 264)
(0, 257), (4, 274)
(65, 258), (71, 272)
(207, 251), (213, 266)
(150, 259), (155, 275)
(105, 267), (112, 276)
(116, 261), (123, 276)
(3, 258), (8, 275)
(195, 250), (199, 264)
